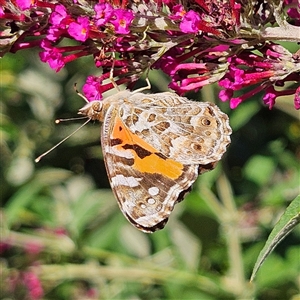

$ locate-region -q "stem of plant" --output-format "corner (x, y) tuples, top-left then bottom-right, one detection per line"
(216, 172), (254, 299)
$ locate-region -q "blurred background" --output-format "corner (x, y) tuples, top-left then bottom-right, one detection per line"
(1, 46), (299, 300)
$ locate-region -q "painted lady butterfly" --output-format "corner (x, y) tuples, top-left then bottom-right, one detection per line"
(79, 90), (232, 233)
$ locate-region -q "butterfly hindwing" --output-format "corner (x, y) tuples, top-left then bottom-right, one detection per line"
(101, 105), (199, 232)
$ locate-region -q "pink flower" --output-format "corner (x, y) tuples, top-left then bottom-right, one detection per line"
(1, 0), (298, 111)
(219, 88), (233, 102)
(39, 40), (65, 72)
(219, 43), (299, 109)
(23, 271), (43, 300)
(47, 5), (70, 42)
(229, 98), (243, 109)
(83, 75), (104, 100)
(285, 0), (300, 25)
(263, 86), (277, 109)
(24, 242), (43, 255)
(171, 5), (186, 20)
(49, 4), (68, 26)
(39, 51), (65, 72)
(94, 3), (114, 26)
(110, 9), (134, 34)
(179, 8), (221, 35)
(0, 6), (5, 17)
(168, 62), (211, 94)
(16, 0), (36, 10)
(82, 72), (122, 100)
(68, 16), (90, 42)
(179, 10), (201, 33)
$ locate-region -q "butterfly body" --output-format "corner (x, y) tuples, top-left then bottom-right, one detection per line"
(79, 91), (231, 233)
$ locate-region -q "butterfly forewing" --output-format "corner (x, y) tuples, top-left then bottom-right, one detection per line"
(119, 92), (232, 165)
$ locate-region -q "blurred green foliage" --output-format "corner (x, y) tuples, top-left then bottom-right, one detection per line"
(1, 49), (299, 300)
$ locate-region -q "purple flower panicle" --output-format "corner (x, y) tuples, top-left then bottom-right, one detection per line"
(0, 0), (299, 108)
(219, 43), (300, 109)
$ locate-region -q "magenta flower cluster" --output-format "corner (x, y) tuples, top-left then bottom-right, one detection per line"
(3, 268), (44, 300)
(218, 43), (300, 109)
(1, 0), (299, 109)
(40, 3), (134, 73)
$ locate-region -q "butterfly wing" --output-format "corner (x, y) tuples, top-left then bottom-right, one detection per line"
(101, 105), (199, 232)
(81, 91), (231, 232)
(120, 92), (232, 165)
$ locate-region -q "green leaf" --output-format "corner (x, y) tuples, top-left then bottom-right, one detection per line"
(4, 181), (44, 227)
(71, 189), (116, 237)
(4, 168), (72, 227)
(251, 195), (300, 281)
(244, 155), (276, 186)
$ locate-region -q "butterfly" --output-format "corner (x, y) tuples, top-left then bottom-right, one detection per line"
(79, 90), (232, 233)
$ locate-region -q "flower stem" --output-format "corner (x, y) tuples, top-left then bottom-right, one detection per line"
(216, 172), (255, 299)
(260, 24), (300, 43)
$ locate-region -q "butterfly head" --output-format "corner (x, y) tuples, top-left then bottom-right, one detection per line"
(79, 100), (104, 121)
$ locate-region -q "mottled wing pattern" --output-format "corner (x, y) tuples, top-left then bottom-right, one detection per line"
(79, 90), (232, 233)
(119, 92), (232, 165)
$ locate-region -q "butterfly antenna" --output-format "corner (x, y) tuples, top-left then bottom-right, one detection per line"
(55, 116), (88, 123)
(35, 117), (91, 163)
(74, 83), (89, 103)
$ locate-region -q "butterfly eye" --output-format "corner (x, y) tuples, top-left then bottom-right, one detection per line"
(92, 101), (102, 112)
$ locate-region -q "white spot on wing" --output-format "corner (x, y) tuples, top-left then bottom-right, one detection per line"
(111, 174), (142, 187)
(105, 145), (134, 159)
(147, 198), (156, 204)
(148, 186), (159, 196)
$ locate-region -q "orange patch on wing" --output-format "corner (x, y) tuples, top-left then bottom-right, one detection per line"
(111, 117), (157, 152)
(133, 154), (183, 180)
(111, 116), (183, 180)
